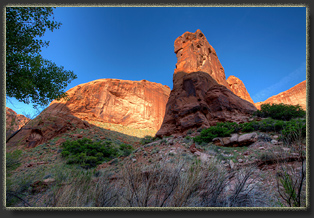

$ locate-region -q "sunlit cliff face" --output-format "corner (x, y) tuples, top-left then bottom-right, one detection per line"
(254, 80), (306, 110)
(50, 79), (171, 131)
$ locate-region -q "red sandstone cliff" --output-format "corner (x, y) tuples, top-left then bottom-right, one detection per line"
(156, 30), (257, 137)
(6, 79), (171, 148)
(255, 80), (306, 110)
(174, 29), (230, 88)
(227, 75), (254, 104)
(50, 79), (171, 131)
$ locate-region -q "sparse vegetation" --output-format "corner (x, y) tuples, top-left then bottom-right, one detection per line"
(193, 122), (237, 144)
(140, 135), (158, 145)
(254, 103), (305, 121)
(61, 138), (134, 169)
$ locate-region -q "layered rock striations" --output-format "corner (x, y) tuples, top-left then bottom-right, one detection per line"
(6, 107), (30, 138)
(156, 30), (257, 137)
(255, 80), (306, 110)
(7, 79), (171, 148)
(227, 75), (254, 104)
(50, 79), (171, 131)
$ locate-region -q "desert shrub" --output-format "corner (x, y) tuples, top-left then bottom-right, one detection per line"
(281, 119), (306, 144)
(276, 159), (306, 207)
(193, 123), (236, 144)
(140, 135), (157, 145)
(216, 122), (240, 133)
(119, 157), (268, 207)
(254, 103), (305, 121)
(239, 121), (260, 133)
(119, 143), (134, 157)
(61, 138), (133, 169)
(6, 149), (22, 172)
(258, 118), (276, 132)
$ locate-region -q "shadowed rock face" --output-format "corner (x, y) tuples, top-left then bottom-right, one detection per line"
(49, 79), (171, 131)
(156, 71), (257, 137)
(6, 104), (90, 148)
(174, 29), (230, 89)
(255, 80), (306, 110)
(227, 75), (254, 104)
(6, 107), (30, 138)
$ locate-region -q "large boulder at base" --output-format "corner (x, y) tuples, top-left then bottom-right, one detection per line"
(156, 71), (257, 137)
(212, 132), (258, 147)
(49, 79), (171, 131)
(227, 75), (254, 104)
(6, 107), (30, 138)
(255, 80), (306, 110)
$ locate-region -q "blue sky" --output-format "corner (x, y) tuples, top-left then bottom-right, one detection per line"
(6, 6), (307, 117)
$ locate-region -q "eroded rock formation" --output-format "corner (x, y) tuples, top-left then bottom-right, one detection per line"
(50, 79), (171, 131)
(174, 29), (230, 88)
(255, 80), (306, 110)
(227, 75), (254, 104)
(6, 107), (30, 138)
(156, 71), (257, 137)
(6, 79), (170, 148)
(156, 30), (257, 137)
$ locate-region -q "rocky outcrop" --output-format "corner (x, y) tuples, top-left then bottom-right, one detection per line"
(6, 79), (170, 148)
(6, 107), (30, 138)
(156, 30), (257, 137)
(174, 29), (230, 88)
(156, 71), (257, 137)
(227, 76), (254, 104)
(255, 80), (306, 110)
(49, 79), (171, 131)
(6, 104), (90, 148)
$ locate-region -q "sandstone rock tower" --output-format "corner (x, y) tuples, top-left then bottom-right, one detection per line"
(156, 30), (257, 137)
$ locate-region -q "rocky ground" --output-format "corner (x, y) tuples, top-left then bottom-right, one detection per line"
(6, 120), (307, 207)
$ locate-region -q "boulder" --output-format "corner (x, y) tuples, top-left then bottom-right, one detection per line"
(237, 132), (258, 146)
(212, 132), (258, 147)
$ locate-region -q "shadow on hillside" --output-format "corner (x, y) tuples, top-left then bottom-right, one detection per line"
(6, 103), (147, 149)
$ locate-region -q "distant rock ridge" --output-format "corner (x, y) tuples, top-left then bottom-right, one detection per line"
(255, 80), (306, 110)
(227, 75), (254, 104)
(6, 107), (30, 138)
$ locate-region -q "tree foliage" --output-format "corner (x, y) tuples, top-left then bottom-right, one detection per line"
(6, 7), (77, 107)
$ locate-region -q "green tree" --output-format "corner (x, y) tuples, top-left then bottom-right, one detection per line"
(6, 7), (77, 108)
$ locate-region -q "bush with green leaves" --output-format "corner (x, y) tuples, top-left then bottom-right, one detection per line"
(254, 103), (305, 121)
(61, 138), (133, 169)
(6, 149), (22, 172)
(281, 119), (306, 144)
(140, 135), (158, 145)
(193, 123), (236, 144)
